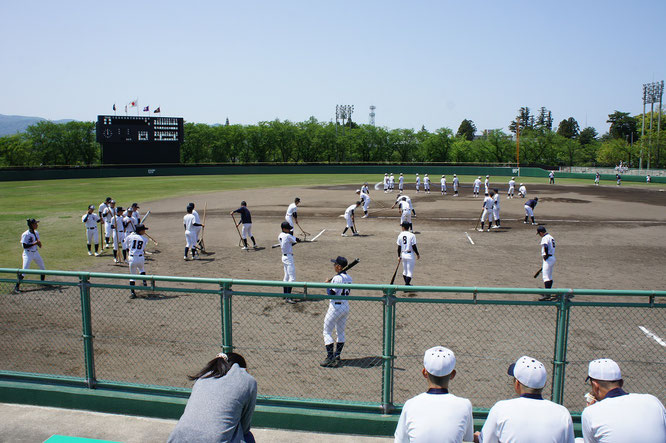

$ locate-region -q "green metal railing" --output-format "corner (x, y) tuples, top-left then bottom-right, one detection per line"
(1, 268), (664, 415)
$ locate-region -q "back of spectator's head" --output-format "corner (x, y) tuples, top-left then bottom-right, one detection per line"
(423, 346), (456, 386)
(188, 352), (247, 381)
(587, 358), (623, 391)
(508, 356), (547, 391)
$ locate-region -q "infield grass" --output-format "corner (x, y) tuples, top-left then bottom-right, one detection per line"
(0, 173), (661, 270)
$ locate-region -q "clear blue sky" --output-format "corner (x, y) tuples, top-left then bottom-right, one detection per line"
(2, 0), (665, 134)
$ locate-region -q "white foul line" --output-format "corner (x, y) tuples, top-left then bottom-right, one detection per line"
(639, 326), (666, 347)
(464, 232), (475, 245)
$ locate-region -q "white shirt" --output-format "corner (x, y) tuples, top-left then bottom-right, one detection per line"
(102, 206), (116, 222)
(397, 196), (413, 210)
(124, 214), (136, 233)
(519, 185), (527, 195)
(192, 209), (201, 230)
(416, 176), (420, 184)
(493, 194), (500, 210)
(345, 204), (357, 217)
(82, 212), (100, 228)
(395, 391), (474, 443)
(541, 233), (555, 259)
(508, 179), (516, 188)
(453, 177), (459, 186)
(399, 176), (404, 185)
(328, 272), (352, 305)
(183, 213), (196, 232)
(397, 231), (417, 257)
(581, 391), (666, 443)
(112, 215), (125, 233)
(361, 185), (369, 194)
(473, 179), (481, 188)
(424, 176), (430, 185)
(479, 396), (575, 443)
(278, 232), (297, 255)
(549, 172), (554, 178)
(359, 192), (370, 203)
(98, 202), (108, 216)
(20, 229), (40, 252)
(440, 178), (446, 186)
(390, 176), (395, 184)
(483, 196), (494, 210)
(126, 232), (147, 257)
(286, 203), (298, 218)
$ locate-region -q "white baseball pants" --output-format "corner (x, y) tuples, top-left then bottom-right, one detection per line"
(282, 254), (295, 282)
(363, 199), (370, 212)
(524, 205), (534, 217)
(22, 250), (45, 274)
(492, 207), (500, 221)
(112, 231), (126, 251)
(480, 209), (491, 222)
(542, 256), (556, 282)
(185, 230), (197, 248)
(400, 209), (412, 224)
(345, 215), (354, 228)
(401, 255), (415, 277)
(323, 303), (349, 345)
(128, 257), (145, 282)
(85, 227), (99, 245)
(241, 223), (252, 239)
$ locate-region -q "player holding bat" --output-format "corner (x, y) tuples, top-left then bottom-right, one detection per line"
(321, 256), (358, 368)
(396, 222), (420, 286)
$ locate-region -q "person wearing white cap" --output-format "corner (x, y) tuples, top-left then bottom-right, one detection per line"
(440, 175), (447, 196)
(356, 189), (371, 218)
(423, 173), (430, 194)
(395, 346), (473, 443)
(581, 358), (666, 443)
(474, 356), (574, 443)
(484, 175), (490, 194)
(384, 173), (389, 193)
(507, 177), (516, 199)
(389, 173), (395, 192)
(453, 174), (459, 196)
(473, 176), (481, 197)
(518, 183), (527, 198)
(415, 173), (421, 193)
(398, 173), (404, 192)
(82, 204), (101, 256)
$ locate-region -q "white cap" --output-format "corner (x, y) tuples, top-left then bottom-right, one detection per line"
(486, 175), (489, 178)
(423, 346), (456, 376)
(355, 189), (361, 193)
(511, 177), (515, 180)
(478, 176), (481, 179)
(508, 356), (547, 389)
(425, 173), (428, 176)
(442, 175), (445, 177)
(587, 358), (622, 381)
(453, 174), (456, 176)
(520, 183), (523, 186)
(416, 173), (419, 175)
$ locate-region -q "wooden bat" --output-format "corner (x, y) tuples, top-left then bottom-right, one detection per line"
(342, 258), (360, 273)
(390, 258), (402, 285)
(198, 202), (207, 252)
(534, 268), (542, 278)
(145, 233), (159, 246)
(112, 210), (124, 264)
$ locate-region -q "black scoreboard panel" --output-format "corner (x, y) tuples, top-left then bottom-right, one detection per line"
(96, 115), (183, 164)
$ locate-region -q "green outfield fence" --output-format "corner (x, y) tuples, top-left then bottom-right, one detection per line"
(0, 268), (664, 436)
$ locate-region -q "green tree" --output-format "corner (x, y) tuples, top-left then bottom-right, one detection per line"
(578, 127), (598, 146)
(456, 119), (477, 141)
(509, 107), (534, 134)
(0, 133), (32, 166)
(422, 128), (453, 161)
(607, 111), (639, 142)
(535, 107), (553, 131)
(556, 117), (580, 139)
(597, 138), (638, 166)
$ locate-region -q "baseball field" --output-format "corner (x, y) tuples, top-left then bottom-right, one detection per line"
(1, 173), (665, 410)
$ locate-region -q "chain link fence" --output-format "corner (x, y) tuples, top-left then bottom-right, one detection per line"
(1, 269), (664, 412)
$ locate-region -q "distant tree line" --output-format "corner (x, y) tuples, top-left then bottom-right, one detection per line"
(1, 109), (664, 168)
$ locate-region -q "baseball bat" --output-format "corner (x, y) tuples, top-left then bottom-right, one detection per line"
(140, 210), (151, 224)
(112, 210), (124, 264)
(533, 268), (542, 278)
(146, 233), (159, 246)
(328, 258), (361, 281)
(198, 202), (207, 252)
(390, 258), (402, 285)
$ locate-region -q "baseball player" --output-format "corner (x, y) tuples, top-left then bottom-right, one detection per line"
(101, 199), (116, 248)
(399, 197), (413, 232)
(395, 193), (416, 217)
(473, 176), (481, 197)
(278, 221), (300, 302)
(616, 173), (622, 186)
(82, 205), (101, 256)
(492, 188), (501, 228)
(440, 175), (447, 195)
(98, 197), (112, 247)
(478, 192), (495, 232)
(13, 218), (46, 293)
(285, 197), (301, 235)
(647, 174), (652, 183)
(184, 204), (203, 260)
(320, 256), (352, 368)
(524, 197), (538, 225)
(355, 189), (371, 218)
(111, 206), (128, 263)
(507, 177), (516, 199)
(383, 173), (389, 193)
(415, 173), (420, 193)
(549, 171), (555, 184)
(231, 201), (257, 250)
(398, 173), (404, 192)
(423, 174), (431, 193)
(361, 182), (370, 195)
(537, 226), (556, 301)
(397, 222), (420, 286)
(124, 207), (137, 235)
(342, 201), (361, 236)
(518, 183), (527, 198)
(595, 172), (600, 185)
(484, 175), (490, 194)
(453, 174), (459, 196)
(189, 202), (204, 250)
(389, 173), (395, 192)
(126, 224), (149, 299)
(130, 203), (141, 224)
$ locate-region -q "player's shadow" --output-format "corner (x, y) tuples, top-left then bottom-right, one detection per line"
(339, 356), (383, 368)
(200, 251), (216, 256)
(139, 293), (179, 301)
(251, 247), (266, 251)
(354, 233), (373, 238)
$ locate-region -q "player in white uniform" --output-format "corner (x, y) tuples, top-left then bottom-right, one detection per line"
(342, 201), (361, 236)
(188, 202), (203, 250)
(491, 189), (501, 228)
(536, 226), (556, 301)
(475, 356), (575, 443)
(320, 256), (352, 368)
(473, 177), (481, 197)
(397, 222), (420, 286)
(440, 175), (447, 195)
(452, 174), (459, 196)
(595, 172), (600, 185)
(126, 224), (149, 299)
(183, 204), (203, 260)
(123, 207), (137, 235)
(111, 207), (127, 263)
(101, 200), (116, 248)
(396, 197), (413, 232)
(278, 221), (300, 302)
(398, 173), (404, 192)
(518, 183), (527, 198)
(98, 197), (112, 248)
(395, 346), (473, 443)
(423, 174), (430, 193)
(507, 177), (516, 198)
(361, 182), (370, 195)
(355, 189), (371, 218)
(581, 358), (666, 443)
(13, 218), (46, 293)
(130, 203), (141, 224)
(549, 171), (555, 184)
(478, 192), (495, 232)
(389, 173), (395, 192)
(383, 173), (389, 193)
(415, 173), (420, 193)
(524, 197), (538, 225)
(285, 197), (301, 235)
(484, 175), (490, 194)
(82, 205), (101, 256)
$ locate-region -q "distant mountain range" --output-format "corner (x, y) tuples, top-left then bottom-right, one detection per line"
(0, 114), (76, 136)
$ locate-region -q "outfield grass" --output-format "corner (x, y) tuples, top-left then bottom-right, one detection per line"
(0, 173), (660, 270)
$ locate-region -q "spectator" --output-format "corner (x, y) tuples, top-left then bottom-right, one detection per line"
(168, 352), (257, 443)
(395, 346), (473, 442)
(474, 356), (574, 443)
(581, 358), (666, 443)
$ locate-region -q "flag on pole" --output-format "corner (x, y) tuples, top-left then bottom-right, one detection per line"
(154, 107), (161, 113)
(143, 106), (149, 112)
(113, 104), (116, 111)
(129, 100), (138, 107)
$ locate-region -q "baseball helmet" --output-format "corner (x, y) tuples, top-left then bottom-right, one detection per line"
(281, 221), (292, 230)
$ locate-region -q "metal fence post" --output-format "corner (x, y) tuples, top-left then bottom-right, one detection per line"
(551, 289), (572, 404)
(79, 275), (96, 388)
(381, 287), (396, 414)
(220, 282), (233, 353)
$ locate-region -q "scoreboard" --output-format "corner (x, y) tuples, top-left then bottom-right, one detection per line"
(96, 115), (184, 164)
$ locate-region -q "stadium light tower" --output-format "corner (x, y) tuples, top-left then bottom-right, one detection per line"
(369, 105), (376, 126)
(335, 105), (354, 135)
(642, 81), (664, 170)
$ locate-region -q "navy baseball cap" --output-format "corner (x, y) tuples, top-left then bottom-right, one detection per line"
(26, 218), (39, 226)
(131, 202), (139, 208)
(536, 226), (547, 234)
(135, 224), (148, 231)
(281, 221), (292, 230)
(88, 205), (94, 210)
(331, 256), (348, 267)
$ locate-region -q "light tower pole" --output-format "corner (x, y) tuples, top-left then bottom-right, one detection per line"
(369, 105), (376, 126)
(643, 81), (664, 171)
